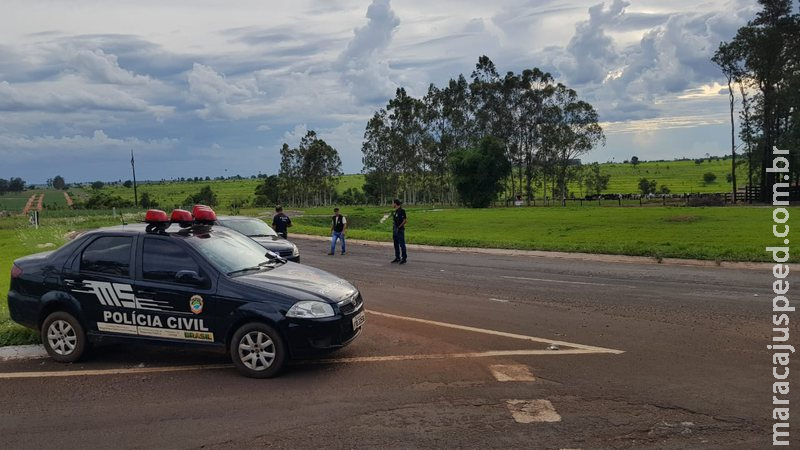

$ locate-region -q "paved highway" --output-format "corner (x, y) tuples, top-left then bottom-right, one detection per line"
(0, 237), (783, 449)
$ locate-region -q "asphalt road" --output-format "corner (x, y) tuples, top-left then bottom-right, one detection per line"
(0, 237), (790, 449)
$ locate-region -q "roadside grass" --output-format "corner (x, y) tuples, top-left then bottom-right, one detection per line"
(292, 205), (794, 263)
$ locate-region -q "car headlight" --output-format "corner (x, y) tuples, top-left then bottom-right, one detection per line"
(291, 244), (299, 257)
(286, 301), (334, 318)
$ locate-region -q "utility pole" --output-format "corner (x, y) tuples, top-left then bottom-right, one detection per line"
(131, 149), (138, 207)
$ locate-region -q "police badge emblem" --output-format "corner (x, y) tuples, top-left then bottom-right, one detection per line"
(189, 295), (204, 314)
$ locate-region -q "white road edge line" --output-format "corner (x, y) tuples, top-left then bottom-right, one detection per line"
(501, 275), (634, 288)
(368, 310), (624, 354)
(313, 349), (602, 364)
(0, 364), (232, 379)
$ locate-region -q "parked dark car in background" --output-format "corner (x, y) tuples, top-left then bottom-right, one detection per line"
(215, 216), (300, 262)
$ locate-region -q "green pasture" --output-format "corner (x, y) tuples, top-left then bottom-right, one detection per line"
(592, 158), (749, 194)
(98, 179), (262, 210)
(293, 204), (793, 263)
(0, 189), (70, 213)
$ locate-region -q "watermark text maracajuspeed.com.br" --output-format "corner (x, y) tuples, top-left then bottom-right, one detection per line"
(766, 146), (793, 446)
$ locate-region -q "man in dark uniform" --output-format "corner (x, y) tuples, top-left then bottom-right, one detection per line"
(272, 205), (292, 239)
(391, 199), (407, 264)
(329, 207), (347, 255)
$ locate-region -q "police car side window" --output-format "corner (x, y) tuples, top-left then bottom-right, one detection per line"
(143, 238), (202, 284)
(80, 236), (133, 277)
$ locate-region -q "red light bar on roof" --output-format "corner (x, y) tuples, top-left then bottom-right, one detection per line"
(171, 209), (194, 228)
(192, 205), (217, 223)
(144, 209), (169, 223)
(145, 209), (170, 233)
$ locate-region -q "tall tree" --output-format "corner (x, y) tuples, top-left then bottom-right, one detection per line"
(52, 175), (66, 190)
(362, 110), (397, 205)
(541, 84), (605, 205)
(727, 0), (799, 202)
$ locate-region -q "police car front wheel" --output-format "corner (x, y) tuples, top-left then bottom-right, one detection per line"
(230, 322), (286, 378)
(41, 311), (87, 363)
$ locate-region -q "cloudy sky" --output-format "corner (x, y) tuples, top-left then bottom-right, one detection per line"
(1, 0), (763, 184)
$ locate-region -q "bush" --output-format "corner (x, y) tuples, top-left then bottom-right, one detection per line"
(184, 186), (218, 207)
(703, 172), (717, 184)
(450, 137), (511, 208)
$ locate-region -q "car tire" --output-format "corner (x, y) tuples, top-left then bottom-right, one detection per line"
(230, 322), (286, 378)
(41, 311), (87, 363)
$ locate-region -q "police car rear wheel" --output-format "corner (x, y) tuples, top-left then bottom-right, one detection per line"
(231, 323), (286, 378)
(42, 311), (86, 363)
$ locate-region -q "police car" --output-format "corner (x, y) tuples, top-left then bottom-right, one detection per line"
(7, 206), (365, 378)
(215, 216), (300, 262)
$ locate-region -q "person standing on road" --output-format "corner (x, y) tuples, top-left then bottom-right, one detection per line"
(272, 205), (292, 239)
(391, 199), (407, 264)
(329, 208), (347, 255)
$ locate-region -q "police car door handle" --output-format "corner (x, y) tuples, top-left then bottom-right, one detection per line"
(64, 279), (85, 289)
(137, 290), (157, 298)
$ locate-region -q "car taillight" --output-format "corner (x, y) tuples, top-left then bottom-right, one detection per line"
(10, 264), (22, 279)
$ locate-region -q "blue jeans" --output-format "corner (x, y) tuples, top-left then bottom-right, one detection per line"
(331, 231), (346, 253)
(393, 228), (406, 260)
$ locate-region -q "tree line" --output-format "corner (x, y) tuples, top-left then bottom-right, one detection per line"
(254, 130), (343, 207)
(713, 0), (799, 203)
(0, 178), (26, 195)
(360, 55), (605, 207)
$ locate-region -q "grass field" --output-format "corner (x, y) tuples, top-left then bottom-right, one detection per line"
(593, 158), (748, 194)
(292, 205), (793, 263)
(0, 189), (71, 212)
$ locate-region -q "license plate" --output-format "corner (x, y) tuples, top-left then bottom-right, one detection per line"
(352, 311), (365, 330)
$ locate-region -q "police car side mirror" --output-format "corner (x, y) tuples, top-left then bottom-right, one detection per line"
(176, 270), (204, 285)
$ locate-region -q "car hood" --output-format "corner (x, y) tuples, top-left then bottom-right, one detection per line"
(250, 236), (294, 252)
(233, 262), (356, 303)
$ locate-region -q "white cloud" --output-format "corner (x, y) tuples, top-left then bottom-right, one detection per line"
(335, 0), (401, 104)
(0, 77), (172, 118)
(0, 130), (178, 162)
(187, 63), (262, 119)
(68, 48), (154, 85)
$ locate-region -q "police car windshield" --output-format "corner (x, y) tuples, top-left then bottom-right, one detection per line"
(218, 218), (277, 237)
(187, 229), (279, 275)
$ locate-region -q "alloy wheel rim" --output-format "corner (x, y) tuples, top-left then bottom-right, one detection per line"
(238, 331), (275, 371)
(47, 320), (77, 355)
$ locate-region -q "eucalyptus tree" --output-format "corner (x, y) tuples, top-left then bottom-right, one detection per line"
(724, 0), (799, 202)
(362, 110), (397, 205)
(385, 88), (427, 203)
(541, 84), (605, 206)
(713, 40), (748, 202)
(277, 131), (342, 206)
(278, 143), (301, 205)
(298, 131), (342, 206)
(517, 68), (555, 204)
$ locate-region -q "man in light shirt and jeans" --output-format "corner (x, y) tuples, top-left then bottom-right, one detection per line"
(329, 208), (347, 255)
